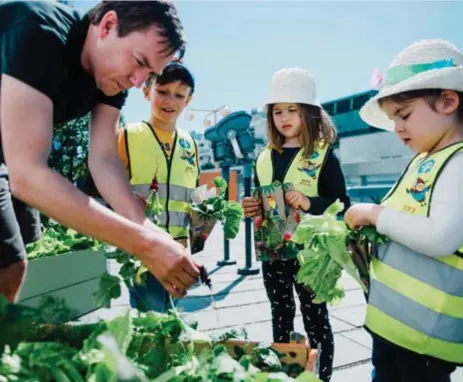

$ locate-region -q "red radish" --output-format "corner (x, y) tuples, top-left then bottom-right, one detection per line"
(255, 216), (263, 229)
(294, 210), (301, 223)
(150, 179), (159, 191)
(200, 232), (208, 241)
(283, 232), (292, 242)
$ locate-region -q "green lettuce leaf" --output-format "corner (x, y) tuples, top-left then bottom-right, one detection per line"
(93, 272), (122, 309)
(222, 201), (244, 239)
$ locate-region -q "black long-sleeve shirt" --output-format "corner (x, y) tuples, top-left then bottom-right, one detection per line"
(254, 146), (351, 215)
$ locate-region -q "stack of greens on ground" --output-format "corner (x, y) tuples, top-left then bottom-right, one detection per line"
(0, 297), (321, 382)
(291, 200), (388, 304)
(189, 176), (244, 253)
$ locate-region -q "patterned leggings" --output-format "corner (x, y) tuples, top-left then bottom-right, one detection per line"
(262, 259), (334, 382)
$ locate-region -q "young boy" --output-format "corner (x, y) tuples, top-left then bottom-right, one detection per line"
(117, 61), (200, 311)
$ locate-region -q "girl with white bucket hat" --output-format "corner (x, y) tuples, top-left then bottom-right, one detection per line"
(242, 68), (351, 382)
(345, 39), (463, 381)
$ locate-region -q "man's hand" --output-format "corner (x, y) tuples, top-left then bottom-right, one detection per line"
(285, 190), (310, 211)
(140, 232), (200, 298)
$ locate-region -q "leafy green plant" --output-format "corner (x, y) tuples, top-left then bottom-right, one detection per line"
(0, 299), (321, 382)
(190, 177), (244, 240)
(25, 221), (105, 260)
(292, 200), (388, 303)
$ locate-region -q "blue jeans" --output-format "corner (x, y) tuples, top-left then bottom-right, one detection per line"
(129, 273), (177, 313)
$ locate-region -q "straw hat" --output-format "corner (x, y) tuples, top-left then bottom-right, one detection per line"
(266, 68), (320, 107)
(360, 39), (463, 131)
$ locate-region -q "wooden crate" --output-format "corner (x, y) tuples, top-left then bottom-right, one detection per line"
(194, 336), (318, 372)
(18, 249), (107, 319)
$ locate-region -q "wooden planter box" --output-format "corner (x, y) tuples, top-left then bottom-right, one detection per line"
(18, 249), (107, 319)
(194, 337), (318, 373)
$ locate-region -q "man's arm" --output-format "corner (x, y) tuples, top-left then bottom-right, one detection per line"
(1, 75), (143, 253)
(88, 104), (146, 224)
(0, 74), (199, 297)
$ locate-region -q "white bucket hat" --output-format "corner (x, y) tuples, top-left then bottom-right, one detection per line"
(266, 68), (320, 107)
(360, 39), (463, 131)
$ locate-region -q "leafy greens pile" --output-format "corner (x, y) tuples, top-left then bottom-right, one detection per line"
(26, 221), (104, 260)
(292, 200), (388, 304)
(0, 297), (321, 382)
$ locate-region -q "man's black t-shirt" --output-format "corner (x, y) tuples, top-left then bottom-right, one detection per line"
(0, 1), (128, 124)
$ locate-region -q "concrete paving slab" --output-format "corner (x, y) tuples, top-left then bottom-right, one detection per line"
(340, 328), (373, 350)
(332, 362), (373, 382)
(332, 334), (371, 369)
(452, 368), (463, 382)
(330, 305), (366, 328)
(179, 288), (269, 312)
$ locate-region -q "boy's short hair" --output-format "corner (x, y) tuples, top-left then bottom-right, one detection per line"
(145, 61), (195, 95)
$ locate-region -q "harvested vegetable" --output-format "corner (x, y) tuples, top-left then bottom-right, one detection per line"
(292, 200), (388, 303)
(189, 176), (244, 253)
(253, 181), (301, 261)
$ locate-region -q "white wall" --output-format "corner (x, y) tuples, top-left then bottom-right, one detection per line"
(339, 131), (412, 164)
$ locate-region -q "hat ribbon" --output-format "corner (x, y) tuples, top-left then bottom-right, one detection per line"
(383, 57), (456, 86)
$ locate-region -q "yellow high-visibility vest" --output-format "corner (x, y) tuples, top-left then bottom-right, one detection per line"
(125, 122), (199, 242)
(256, 143), (329, 196)
(366, 141), (463, 364)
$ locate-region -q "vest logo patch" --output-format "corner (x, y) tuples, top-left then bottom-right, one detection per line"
(181, 150), (196, 167)
(406, 177), (431, 206)
(418, 159), (435, 174)
(179, 138), (191, 149)
(297, 160), (321, 179)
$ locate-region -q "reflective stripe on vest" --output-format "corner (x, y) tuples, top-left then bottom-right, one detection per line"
(255, 143), (329, 196)
(126, 122), (199, 240)
(366, 141), (463, 363)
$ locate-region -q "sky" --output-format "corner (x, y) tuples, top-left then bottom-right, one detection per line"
(72, 0), (463, 133)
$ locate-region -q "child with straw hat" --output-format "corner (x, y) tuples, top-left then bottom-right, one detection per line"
(345, 39), (463, 381)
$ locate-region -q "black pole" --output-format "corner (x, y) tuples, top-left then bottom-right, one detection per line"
(217, 164), (236, 266)
(238, 162), (259, 275)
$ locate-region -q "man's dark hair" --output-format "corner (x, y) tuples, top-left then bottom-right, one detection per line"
(145, 62), (195, 95)
(88, 1), (186, 58)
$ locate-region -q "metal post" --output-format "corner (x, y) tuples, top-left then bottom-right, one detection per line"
(238, 162), (260, 275)
(217, 164), (237, 266)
